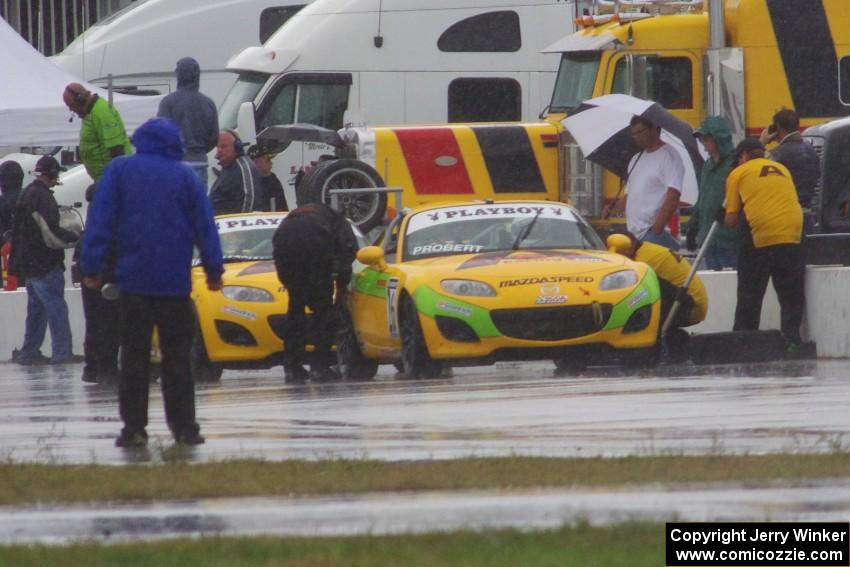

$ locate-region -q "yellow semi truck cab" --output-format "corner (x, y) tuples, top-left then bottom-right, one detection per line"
(544, 0), (850, 221)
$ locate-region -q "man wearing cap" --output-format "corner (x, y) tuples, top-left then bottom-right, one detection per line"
(723, 138), (805, 350)
(63, 82), (133, 384)
(688, 116), (739, 269)
(63, 83), (133, 184)
(249, 145), (288, 212)
(157, 57), (219, 185)
(8, 156), (80, 365)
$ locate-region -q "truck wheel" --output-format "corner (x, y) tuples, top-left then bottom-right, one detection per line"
(400, 296), (442, 379)
(336, 305), (378, 381)
(299, 159), (388, 233)
(190, 325), (223, 383)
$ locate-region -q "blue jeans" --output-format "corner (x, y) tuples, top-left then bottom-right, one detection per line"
(21, 266), (72, 361)
(701, 246), (738, 270)
(641, 229), (681, 251)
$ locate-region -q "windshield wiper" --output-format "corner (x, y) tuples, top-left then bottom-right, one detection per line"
(221, 254), (269, 263)
(512, 211), (543, 251)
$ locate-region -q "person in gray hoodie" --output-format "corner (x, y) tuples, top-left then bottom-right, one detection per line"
(157, 57), (218, 184)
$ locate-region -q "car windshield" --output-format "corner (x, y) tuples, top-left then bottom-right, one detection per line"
(194, 213), (368, 263)
(219, 73), (268, 130)
(549, 51), (601, 113)
(403, 204), (604, 261)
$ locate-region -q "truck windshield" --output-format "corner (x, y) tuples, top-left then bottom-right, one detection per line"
(549, 52), (601, 113)
(219, 73), (268, 130)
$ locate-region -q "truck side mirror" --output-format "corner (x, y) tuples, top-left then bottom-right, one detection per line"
(236, 102), (257, 144)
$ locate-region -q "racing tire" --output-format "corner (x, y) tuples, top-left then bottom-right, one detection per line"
(299, 158), (388, 234)
(400, 296), (442, 380)
(336, 305), (378, 381)
(190, 325), (223, 383)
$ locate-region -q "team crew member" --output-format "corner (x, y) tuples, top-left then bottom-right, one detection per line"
(607, 231), (708, 332)
(617, 116), (685, 251)
(63, 83), (133, 183)
(272, 195), (358, 383)
(248, 145), (288, 211)
(724, 138), (805, 350)
(63, 82), (133, 384)
(688, 116), (739, 269)
(209, 129), (264, 215)
(8, 156), (80, 365)
(81, 118), (224, 448)
(157, 57), (219, 184)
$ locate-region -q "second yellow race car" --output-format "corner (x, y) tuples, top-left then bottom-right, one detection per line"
(190, 212), (366, 381)
(338, 200), (662, 379)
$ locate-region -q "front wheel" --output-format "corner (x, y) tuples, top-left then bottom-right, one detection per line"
(400, 297), (442, 379)
(190, 325), (223, 382)
(336, 305), (378, 381)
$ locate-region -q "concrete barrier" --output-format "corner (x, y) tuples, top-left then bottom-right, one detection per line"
(0, 267), (847, 361)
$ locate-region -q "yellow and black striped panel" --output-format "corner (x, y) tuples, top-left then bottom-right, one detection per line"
(371, 123), (560, 208)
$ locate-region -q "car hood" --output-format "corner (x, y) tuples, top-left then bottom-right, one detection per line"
(194, 260), (280, 289)
(407, 249), (630, 278)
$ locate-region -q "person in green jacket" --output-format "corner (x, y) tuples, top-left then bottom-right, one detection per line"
(687, 116), (739, 269)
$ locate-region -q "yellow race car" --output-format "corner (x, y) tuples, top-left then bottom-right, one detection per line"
(338, 201), (662, 379)
(190, 212), (366, 381)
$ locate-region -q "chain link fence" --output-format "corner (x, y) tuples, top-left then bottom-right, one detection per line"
(1, 0), (135, 55)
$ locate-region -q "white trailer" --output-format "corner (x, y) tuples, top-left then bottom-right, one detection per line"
(224, 0), (578, 207)
(50, 0), (314, 107)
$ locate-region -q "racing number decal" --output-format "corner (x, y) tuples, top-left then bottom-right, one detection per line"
(386, 278), (400, 338)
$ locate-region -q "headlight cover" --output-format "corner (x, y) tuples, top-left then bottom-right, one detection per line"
(441, 279), (496, 297)
(222, 285), (275, 302)
(599, 270), (638, 291)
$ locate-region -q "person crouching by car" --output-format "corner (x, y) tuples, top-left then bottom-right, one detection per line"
(81, 117), (224, 448)
(272, 194), (358, 383)
(8, 156), (81, 365)
(607, 230), (708, 349)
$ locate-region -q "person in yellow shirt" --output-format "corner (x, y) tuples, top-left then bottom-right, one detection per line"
(607, 231), (708, 332)
(723, 138), (805, 349)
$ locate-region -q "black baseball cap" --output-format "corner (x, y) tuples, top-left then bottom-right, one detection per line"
(34, 155), (67, 178)
(733, 138), (765, 162)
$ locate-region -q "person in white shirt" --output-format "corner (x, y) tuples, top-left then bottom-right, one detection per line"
(617, 116), (685, 251)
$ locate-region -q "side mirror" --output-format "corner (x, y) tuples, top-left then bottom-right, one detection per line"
(236, 102), (257, 144)
(607, 233), (632, 256)
(357, 245), (388, 271)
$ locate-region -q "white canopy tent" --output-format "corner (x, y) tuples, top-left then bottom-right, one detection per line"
(0, 17), (161, 147)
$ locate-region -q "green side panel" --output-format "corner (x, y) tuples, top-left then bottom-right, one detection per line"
(603, 269), (661, 330)
(354, 267), (391, 299)
(412, 285), (502, 338)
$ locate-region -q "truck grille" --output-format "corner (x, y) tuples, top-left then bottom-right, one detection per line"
(490, 304), (612, 341)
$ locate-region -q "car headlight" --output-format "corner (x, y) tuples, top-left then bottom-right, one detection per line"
(599, 270), (638, 291)
(441, 279), (496, 297)
(222, 285), (274, 302)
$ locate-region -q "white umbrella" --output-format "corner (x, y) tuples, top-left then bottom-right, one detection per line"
(562, 94), (705, 205)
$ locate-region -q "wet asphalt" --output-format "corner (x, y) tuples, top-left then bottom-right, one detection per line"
(2, 358), (849, 543)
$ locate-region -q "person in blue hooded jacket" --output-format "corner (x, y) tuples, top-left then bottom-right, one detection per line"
(688, 116), (740, 270)
(81, 117), (224, 448)
(157, 57), (219, 184)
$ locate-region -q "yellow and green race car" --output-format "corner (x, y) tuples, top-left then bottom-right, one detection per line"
(338, 201), (661, 379)
(190, 212), (365, 381)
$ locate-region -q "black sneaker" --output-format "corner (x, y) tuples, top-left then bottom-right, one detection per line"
(80, 367), (99, 383)
(115, 430), (148, 448)
(174, 432), (206, 446)
(14, 351), (50, 366)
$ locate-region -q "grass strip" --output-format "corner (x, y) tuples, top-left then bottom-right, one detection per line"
(0, 522), (663, 566)
(1, 453), (850, 506)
